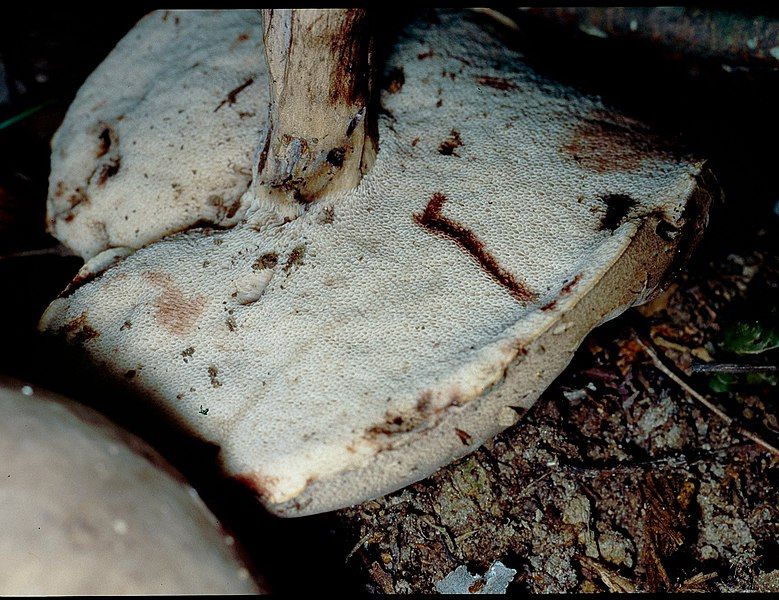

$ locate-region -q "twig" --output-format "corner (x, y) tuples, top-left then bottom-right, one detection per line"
(517, 468), (554, 496)
(577, 555), (637, 593)
(345, 532), (375, 563)
(635, 335), (779, 458)
(691, 361), (777, 374)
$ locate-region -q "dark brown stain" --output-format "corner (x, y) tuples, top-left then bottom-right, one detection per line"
(226, 199), (242, 219)
(62, 312), (100, 344)
(226, 316), (237, 332)
(181, 346), (195, 362)
(455, 428), (473, 445)
(52, 181), (66, 197)
(96, 157), (120, 186)
(120, 320), (132, 331)
(68, 189), (89, 208)
(417, 391), (432, 414)
(208, 365), (222, 388)
(253, 252), (279, 270)
(326, 147), (346, 167)
(208, 194), (242, 221)
(414, 193), (537, 303)
(255, 126), (272, 177)
(124, 369), (137, 380)
(383, 66), (405, 94)
(326, 11), (371, 107)
(234, 473), (281, 502)
(58, 266), (98, 298)
(58, 251), (127, 300)
(599, 194), (638, 231)
(365, 391), (436, 439)
(366, 411), (423, 436)
(318, 205), (335, 225)
(284, 245), (306, 272)
(438, 129), (463, 156)
(475, 75), (518, 91)
(561, 273), (583, 295)
(214, 77), (255, 112)
(417, 49), (434, 60)
(541, 299), (557, 311)
(96, 126), (113, 158)
(561, 110), (674, 173)
(144, 272), (206, 335)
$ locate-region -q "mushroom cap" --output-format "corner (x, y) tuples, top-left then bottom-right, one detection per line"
(42, 10), (716, 516)
(0, 378), (263, 594)
(46, 10), (266, 260)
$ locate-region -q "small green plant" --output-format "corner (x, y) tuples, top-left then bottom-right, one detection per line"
(721, 321), (779, 355)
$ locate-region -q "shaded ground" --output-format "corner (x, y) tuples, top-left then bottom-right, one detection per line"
(1, 7), (777, 594)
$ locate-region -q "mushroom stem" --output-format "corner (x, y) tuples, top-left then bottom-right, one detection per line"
(255, 9), (377, 214)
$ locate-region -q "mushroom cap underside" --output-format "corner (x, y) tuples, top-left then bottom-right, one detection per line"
(41, 9), (715, 516)
(46, 9), (265, 260)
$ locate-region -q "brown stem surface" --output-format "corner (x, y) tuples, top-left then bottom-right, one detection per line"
(256, 9), (377, 212)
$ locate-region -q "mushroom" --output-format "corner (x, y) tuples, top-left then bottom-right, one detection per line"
(0, 378), (264, 594)
(46, 10), (267, 260)
(40, 9), (718, 516)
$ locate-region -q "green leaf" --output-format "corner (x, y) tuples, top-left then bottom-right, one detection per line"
(721, 321), (779, 355)
(708, 372), (734, 393)
(745, 372), (778, 387)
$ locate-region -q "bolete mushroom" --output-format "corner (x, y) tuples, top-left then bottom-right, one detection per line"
(0, 378), (263, 594)
(41, 9), (718, 516)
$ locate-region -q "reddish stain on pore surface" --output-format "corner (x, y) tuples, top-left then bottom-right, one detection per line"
(62, 312), (100, 343)
(414, 192), (537, 303)
(144, 272), (206, 335)
(561, 110), (672, 173)
(475, 75), (518, 91)
(438, 129), (463, 156)
(214, 77), (255, 112)
(561, 273), (583, 294)
(365, 391), (437, 440)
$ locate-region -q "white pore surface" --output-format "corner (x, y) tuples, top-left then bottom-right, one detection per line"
(42, 10), (705, 513)
(0, 380), (259, 594)
(47, 10), (266, 259)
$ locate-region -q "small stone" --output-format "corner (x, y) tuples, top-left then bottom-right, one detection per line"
(435, 561), (517, 594)
(700, 545), (719, 561)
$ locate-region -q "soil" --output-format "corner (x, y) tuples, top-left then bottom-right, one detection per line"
(1, 7), (776, 594)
